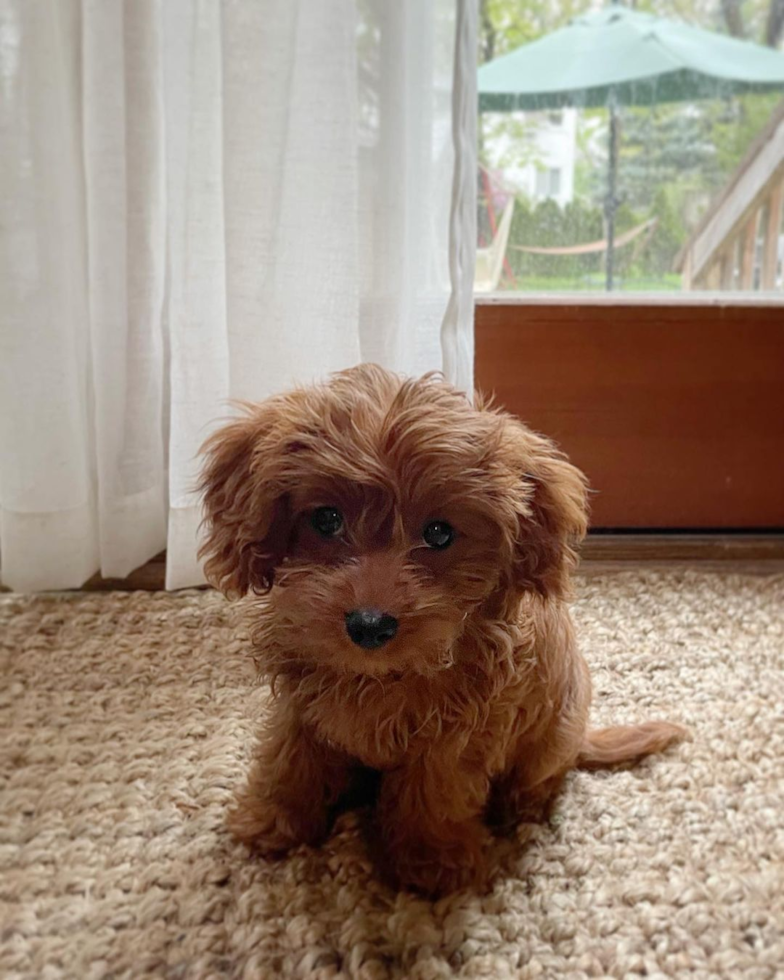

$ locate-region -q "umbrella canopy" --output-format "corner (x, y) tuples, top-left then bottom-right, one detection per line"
(478, 4), (784, 112)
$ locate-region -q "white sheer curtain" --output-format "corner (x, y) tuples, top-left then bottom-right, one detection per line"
(0, 0), (476, 592)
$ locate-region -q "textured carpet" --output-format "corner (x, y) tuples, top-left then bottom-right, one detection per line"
(1, 571), (782, 980)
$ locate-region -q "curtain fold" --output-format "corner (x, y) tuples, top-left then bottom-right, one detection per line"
(0, 0), (476, 592)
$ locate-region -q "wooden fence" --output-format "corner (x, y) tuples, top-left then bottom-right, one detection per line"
(679, 101), (784, 292)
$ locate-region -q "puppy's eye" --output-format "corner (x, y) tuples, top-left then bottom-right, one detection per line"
(311, 506), (344, 538)
(422, 520), (454, 550)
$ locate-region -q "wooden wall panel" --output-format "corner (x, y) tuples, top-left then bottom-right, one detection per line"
(475, 301), (784, 528)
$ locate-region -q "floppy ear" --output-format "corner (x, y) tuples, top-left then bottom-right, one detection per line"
(198, 406), (291, 597)
(503, 420), (589, 599)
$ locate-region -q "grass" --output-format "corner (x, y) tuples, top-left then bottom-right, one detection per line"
(498, 272), (683, 292)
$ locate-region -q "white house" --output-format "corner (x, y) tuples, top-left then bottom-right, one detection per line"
(483, 108), (578, 207)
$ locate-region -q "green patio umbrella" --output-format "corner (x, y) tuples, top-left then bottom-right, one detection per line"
(478, 1), (784, 289)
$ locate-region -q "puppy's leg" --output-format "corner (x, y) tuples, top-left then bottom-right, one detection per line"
(229, 701), (351, 854)
(489, 656), (591, 833)
(488, 766), (568, 833)
(376, 750), (491, 896)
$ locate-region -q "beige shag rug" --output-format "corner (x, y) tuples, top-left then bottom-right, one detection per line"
(1, 570), (783, 980)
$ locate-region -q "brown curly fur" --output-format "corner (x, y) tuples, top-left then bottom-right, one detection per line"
(198, 364), (685, 896)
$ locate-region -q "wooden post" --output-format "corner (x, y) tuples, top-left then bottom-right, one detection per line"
(705, 261), (721, 290)
(605, 94), (620, 292)
(761, 180), (783, 290)
(681, 247), (693, 290)
(720, 247), (734, 291)
(740, 212), (759, 290)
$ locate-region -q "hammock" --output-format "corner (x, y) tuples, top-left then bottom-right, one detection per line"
(510, 217), (657, 256)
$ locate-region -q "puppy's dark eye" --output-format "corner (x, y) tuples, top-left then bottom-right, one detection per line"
(422, 520), (454, 550)
(311, 506), (344, 538)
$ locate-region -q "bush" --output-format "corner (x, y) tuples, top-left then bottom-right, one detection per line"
(507, 197), (604, 281)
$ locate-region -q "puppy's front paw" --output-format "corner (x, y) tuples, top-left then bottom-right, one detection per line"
(228, 794), (326, 855)
(387, 831), (490, 897)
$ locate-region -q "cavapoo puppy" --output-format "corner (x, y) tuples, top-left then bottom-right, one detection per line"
(199, 364), (684, 895)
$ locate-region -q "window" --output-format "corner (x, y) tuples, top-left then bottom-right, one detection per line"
(535, 166), (561, 199)
(474, 1), (784, 533)
(476, 2), (784, 296)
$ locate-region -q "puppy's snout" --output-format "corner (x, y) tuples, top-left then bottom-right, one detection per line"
(345, 608), (398, 650)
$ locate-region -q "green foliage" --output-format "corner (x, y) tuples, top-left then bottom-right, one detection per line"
(506, 197), (604, 281)
(644, 187), (689, 277)
(607, 105), (721, 213)
(598, 95), (782, 218)
(502, 193), (686, 289)
(709, 93), (783, 174)
(478, 0), (588, 64)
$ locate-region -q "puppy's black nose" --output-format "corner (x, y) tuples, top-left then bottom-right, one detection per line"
(345, 608), (398, 649)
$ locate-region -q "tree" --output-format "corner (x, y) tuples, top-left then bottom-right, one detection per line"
(721, 0), (746, 37)
(716, 0), (784, 44)
(768, 0), (784, 45)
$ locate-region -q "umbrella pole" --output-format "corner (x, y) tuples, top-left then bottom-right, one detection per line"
(605, 94), (619, 291)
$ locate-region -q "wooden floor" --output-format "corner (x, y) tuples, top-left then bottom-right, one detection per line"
(1, 536), (780, 594)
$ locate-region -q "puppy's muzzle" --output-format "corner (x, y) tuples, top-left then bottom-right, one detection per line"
(345, 608), (398, 650)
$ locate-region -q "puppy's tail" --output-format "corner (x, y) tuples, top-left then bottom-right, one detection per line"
(577, 721), (687, 771)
